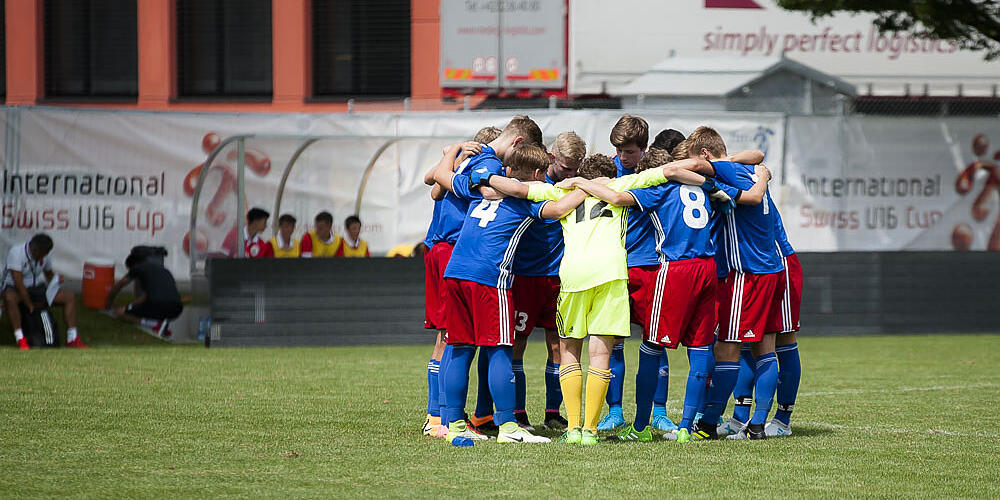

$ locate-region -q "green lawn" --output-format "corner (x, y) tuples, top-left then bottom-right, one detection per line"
(1, 331), (999, 499)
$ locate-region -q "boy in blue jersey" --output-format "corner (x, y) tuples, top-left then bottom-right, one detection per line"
(432, 142), (584, 446)
(721, 203), (803, 438)
(420, 126), (502, 438)
(503, 131), (586, 432)
(682, 126), (786, 441)
(597, 114), (651, 430)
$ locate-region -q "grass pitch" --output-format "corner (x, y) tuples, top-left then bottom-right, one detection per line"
(1, 329), (999, 499)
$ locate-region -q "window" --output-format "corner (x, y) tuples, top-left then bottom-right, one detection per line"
(312, 0), (410, 97)
(177, 0), (272, 98)
(44, 0), (138, 98)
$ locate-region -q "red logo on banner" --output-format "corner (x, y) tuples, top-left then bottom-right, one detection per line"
(705, 0), (764, 8)
(953, 134), (1000, 251)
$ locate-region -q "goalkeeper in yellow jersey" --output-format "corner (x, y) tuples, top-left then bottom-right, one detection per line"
(481, 153), (716, 444)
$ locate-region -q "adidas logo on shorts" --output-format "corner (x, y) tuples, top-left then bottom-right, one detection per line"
(743, 330), (755, 338)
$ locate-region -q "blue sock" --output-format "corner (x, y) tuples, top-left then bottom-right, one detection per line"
(444, 345), (475, 426)
(750, 352), (779, 426)
(512, 359), (526, 413)
(634, 341), (663, 431)
(702, 361), (740, 425)
(544, 361), (562, 412)
(474, 348), (494, 419)
(607, 342), (625, 410)
(652, 349), (669, 415)
(427, 359), (440, 417)
(774, 343), (801, 425)
(485, 346), (516, 425)
(731, 348), (755, 423)
(681, 346), (714, 430)
(438, 345), (452, 423)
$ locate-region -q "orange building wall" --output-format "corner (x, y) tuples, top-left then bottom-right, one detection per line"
(4, 0), (450, 113)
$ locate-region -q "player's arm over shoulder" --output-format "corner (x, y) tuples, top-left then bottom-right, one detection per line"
(736, 164), (772, 205)
(539, 189), (587, 219)
(525, 183), (570, 202)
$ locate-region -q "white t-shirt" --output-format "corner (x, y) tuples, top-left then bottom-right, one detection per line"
(2, 243), (52, 288)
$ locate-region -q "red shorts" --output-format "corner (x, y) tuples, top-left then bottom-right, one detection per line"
(646, 257), (717, 349)
(779, 253), (803, 333)
(423, 242), (453, 330)
(444, 278), (515, 346)
(512, 275), (560, 335)
(717, 270), (786, 343)
(628, 265), (659, 327)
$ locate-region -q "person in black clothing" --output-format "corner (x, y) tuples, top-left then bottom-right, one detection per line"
(105, 253), (183, 338)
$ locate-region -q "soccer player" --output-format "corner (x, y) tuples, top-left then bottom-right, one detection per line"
(433, 141), (567, 446)
(768, 212), (803, 437)
(682, 126), (785, 441)
(271, 214), (300, 258)
(337, 215), (370, 257)
(486, 153), (715, 445)
(221, 207), (274, 258)
(598, 114), (650, 431)
(720, 207), (803, 438)
(300, 211), (341, 258)
(2, 234), (85, 349)
(420, 125), (502, 438)
(506, 131), (586, 432)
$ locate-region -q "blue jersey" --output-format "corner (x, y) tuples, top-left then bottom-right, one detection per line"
(424, 145), (505, 247)
(630, 182), (717, 262)
(444, 172), (547, 289)
(614, 155), (634, 177)
(773, 207), (795, 257)
(512, 173), (563, 277)
(711, 161), (784, 275)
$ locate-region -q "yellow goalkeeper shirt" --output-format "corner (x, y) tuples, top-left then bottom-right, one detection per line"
(528, 168), (668, 292)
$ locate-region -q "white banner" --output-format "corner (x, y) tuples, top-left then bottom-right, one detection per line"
(0, 107), (785, 283)
(783, 116), (1000, 251)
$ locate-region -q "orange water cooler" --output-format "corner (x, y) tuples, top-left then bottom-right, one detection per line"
(82, 261), (115, 309)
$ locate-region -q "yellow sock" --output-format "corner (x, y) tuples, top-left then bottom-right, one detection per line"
(559, 363), (583, 429)
(584, 367), (612, 431)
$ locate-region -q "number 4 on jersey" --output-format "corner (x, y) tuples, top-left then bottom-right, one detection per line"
(471, 199), (501, 227)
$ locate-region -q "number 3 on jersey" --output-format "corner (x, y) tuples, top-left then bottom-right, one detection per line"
(471, 199), (501, 227)
(679, 185), (709, 229)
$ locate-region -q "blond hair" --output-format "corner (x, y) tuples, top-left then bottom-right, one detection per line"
(610, 115), (649, 149)
(551, 131), (587, 166)
(502, 115), (544, 147)
(635, 147), (673, 173)
(686, 126), (727, 158)
(505, 144), (550, 181)
(473, 126), (502, 144)
(578, 154), (617, 180)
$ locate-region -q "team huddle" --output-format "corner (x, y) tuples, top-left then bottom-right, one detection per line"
(420, 115), (803, 446)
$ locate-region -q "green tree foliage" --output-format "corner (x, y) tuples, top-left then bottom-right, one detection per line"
(776, 0), (1000, 59)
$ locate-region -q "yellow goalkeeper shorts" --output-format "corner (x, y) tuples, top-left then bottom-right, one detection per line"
(556, 279), (630, 339)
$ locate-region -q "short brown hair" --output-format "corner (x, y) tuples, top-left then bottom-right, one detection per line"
(551, 131), (586, 166)
(671, 138), (694, 160)
(473, 126), (502, 144)
(687, 126), (727, 158)
(505, 144), (550, 181)
(610, 114), (649, 149)
(635, 147), (673, 173)
(503, 115), (544, 147)
(578, 154), (617, 180)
